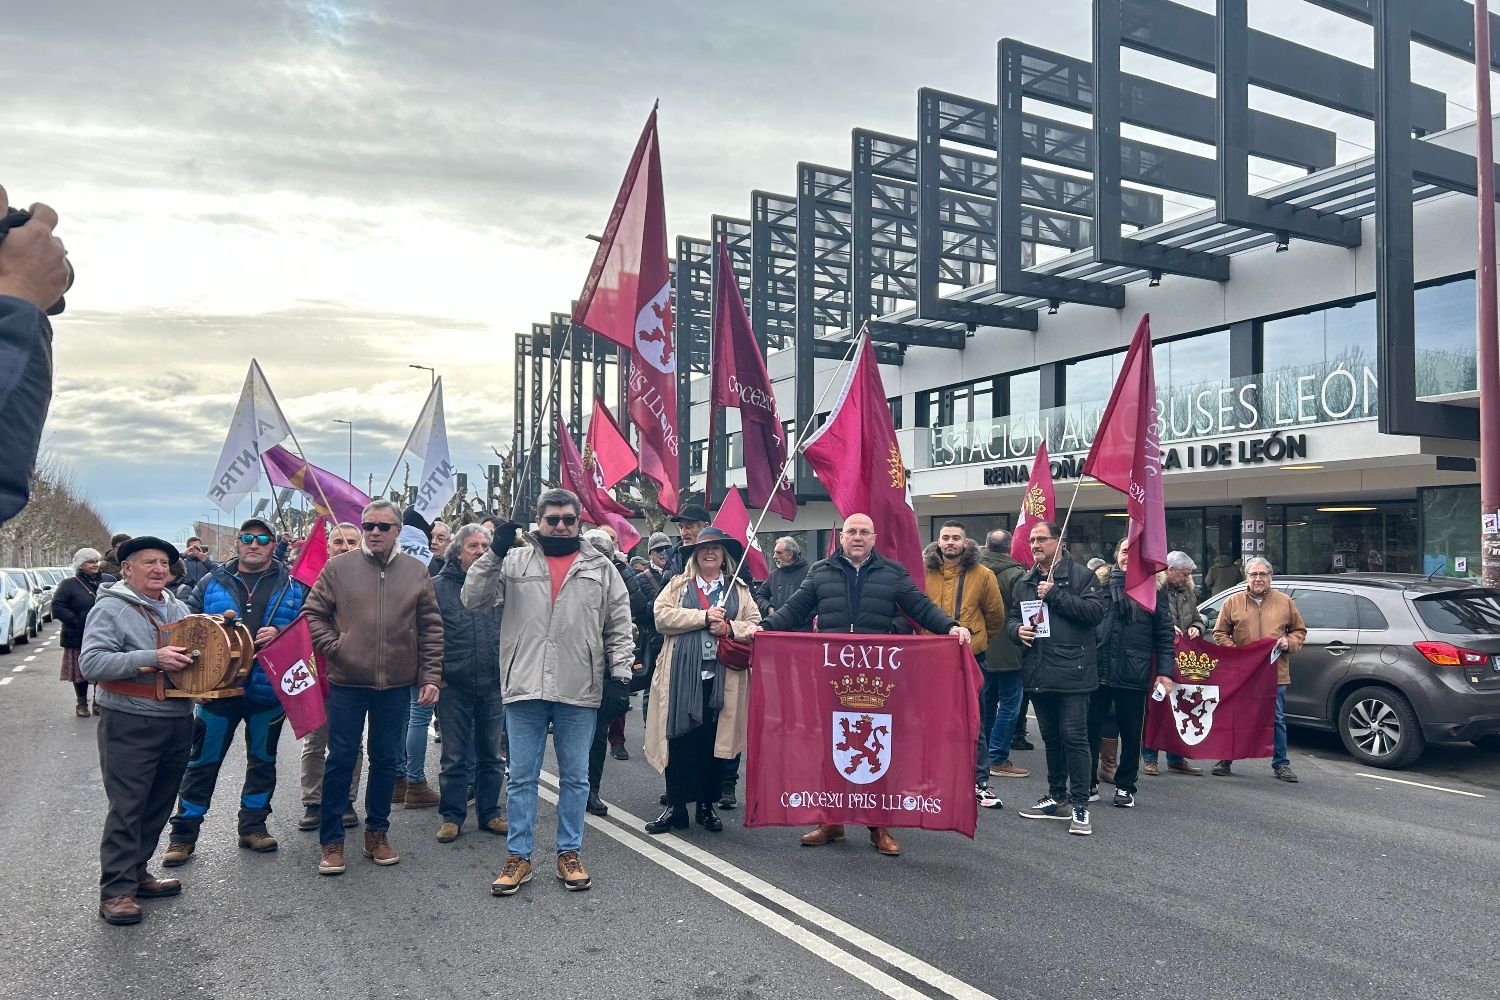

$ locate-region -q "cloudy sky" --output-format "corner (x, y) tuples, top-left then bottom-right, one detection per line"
(5, 0), (1491, 536)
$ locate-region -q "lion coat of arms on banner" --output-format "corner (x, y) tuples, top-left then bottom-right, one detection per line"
(830, 674), (894, 784)
(1170, 648), (1220, 746)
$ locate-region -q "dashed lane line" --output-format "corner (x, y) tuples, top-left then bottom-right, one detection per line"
(1354, 772), (1485, 798)
(533, 782), (935, 1000)
(539, 771), (995, 1000)
(0, 677), (11, 686)
(10, 665), (24, 673)
(23, 655), (36, 661)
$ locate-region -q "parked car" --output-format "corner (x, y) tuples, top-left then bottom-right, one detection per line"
(1199, 574), (1500, 769)
(0, 568), (46, 638)
(0, 570), (29, 653)
(30, 568), (56, 624)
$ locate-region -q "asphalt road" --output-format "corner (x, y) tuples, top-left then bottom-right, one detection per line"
(3, 619), (1498, 1000)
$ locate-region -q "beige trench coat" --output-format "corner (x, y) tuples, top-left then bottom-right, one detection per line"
(644, 573), (761, 774)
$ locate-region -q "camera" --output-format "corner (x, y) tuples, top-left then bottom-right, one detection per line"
(0, 207), (73, 316)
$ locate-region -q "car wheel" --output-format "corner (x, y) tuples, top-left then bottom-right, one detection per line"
(1471, 735), (1500, 752)
(1338, 685), (1425, 769)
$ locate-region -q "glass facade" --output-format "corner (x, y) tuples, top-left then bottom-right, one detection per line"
(1419, 485), (1480, 577)
(1276, 502), (1417, 575)
(1414, 276), (1477, 397)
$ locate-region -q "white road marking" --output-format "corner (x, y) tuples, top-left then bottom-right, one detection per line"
(539, 771), (995, 1000)
(11, 665), (24, 673)
(534, 783), (935, 1000)
(1354, 772), (1485, 798)
(24, 655), (36, 661)
(0, 677), (11, 686)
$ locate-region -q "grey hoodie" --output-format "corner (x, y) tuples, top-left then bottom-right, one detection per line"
(80, 582), (192, 717)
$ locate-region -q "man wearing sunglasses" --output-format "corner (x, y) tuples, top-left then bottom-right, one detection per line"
(462, 488), (634, 897)
(303, 499), (445, 875)
(162, 517), (307, 867)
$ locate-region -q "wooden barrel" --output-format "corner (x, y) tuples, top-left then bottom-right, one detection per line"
(157, 615), (246, 696)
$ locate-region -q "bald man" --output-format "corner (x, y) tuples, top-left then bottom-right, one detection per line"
(750, 513), (970, 857)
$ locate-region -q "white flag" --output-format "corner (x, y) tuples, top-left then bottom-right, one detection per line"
(403, 378), (456, 522)
(207, 360), (292, 513)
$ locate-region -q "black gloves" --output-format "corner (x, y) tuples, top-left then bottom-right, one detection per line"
(490, 520), (524, 559)
(601, 678), (630, 719)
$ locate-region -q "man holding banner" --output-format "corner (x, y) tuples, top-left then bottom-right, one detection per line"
(1209, 557), (1307, 782)
(748, 513), (969, 857)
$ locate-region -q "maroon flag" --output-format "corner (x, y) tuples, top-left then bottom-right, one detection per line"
(713, 487), (769, 579)
(256, 615), (327, 739)
(1082, 314), (1166, 610)
(1145, 636), (1279, 761)
(802, 333), (924, 583)
(1012, 442), (1056, 567)
(290, 515), (329, 588)
(745, 633), (980, 836)
(555, 410), (642, 553)
(262, 445), (371, 528)
(585, 397), (637, 491)
(711, 241), (796, 521)
(571, 106), (679, 511)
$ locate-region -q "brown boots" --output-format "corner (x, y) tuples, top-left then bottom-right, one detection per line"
(1097, 737), (1119, 784)
(403, 780), (440, 809)
(799, 824), (900, 856)
(363, 830), (400, 865)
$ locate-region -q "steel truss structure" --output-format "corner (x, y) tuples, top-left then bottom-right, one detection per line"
(514, 0), (1493, 520)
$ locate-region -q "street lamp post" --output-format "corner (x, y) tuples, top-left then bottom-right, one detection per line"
(332, 419), (353, 481)
(409, 364), (436, 386)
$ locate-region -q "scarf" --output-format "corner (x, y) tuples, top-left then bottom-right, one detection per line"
(665, 576), (738, 741)
(537, 535), (581, 557)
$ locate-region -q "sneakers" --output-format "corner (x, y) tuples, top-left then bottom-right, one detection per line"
(1274, 765), (1300, 783)
(1019, 796), (1069, 819)
(1112, 789), (1135, 808)
(1011, 734), (1035, 751)
(436, 822), (460, 843)
(1068, 807), (1093, 836)
(974, 784), (1004, 809)
(403, 779), (440, 809)
(1088, 785), (1101, 803)
(611, 745), (629, 761)
(556, 851), (592, 890)
(298, 805), (320, 831)
(989, 761), (1030, 778)
(492, 855), (532, 896)
(1211, 760), (1233, 776)
(718, 790), (739, 810)
(162, 841), (194, 867)
(362, 830), (400, 866)
(318, 842), (346, 876)
(238, 832), (278, 853)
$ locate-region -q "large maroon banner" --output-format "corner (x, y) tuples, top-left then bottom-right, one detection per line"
(745, 633), (980, 836)
(1145, 636), (1279, 760)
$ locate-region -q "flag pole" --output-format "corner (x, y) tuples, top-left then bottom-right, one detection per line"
(1049, 475), (1088, 583)
(259, 467), (294, 534)
(726, 327), (866, 588)
(380, 378), (440, 499)
(254, 362), (341, 533)
(281, 420), (343, 528)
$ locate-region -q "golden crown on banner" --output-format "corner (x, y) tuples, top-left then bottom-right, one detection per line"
(1175, 649), (1218, 682)
(831, 673), (894, 710)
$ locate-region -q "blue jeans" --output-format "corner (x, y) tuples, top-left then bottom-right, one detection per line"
(1272, 684), (1289, 769)
(405, 687), (433, 782)
(435, 684), (505, 826)
(320, 684), (408, 844)
(986, 671), (1024, 766)
(504, 698), (595, 860)
(1140, 748), (1187, 767)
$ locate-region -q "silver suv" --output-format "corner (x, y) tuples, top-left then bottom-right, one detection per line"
(1199, 574), (1500, 769)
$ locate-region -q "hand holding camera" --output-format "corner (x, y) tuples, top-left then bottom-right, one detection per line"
(0, 185), (72, 315)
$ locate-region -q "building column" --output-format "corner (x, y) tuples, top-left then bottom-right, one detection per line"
(1240, 497), (1268, 569)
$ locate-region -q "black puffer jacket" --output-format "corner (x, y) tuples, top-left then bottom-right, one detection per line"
(764, 550), (956, 636)
(1006, 552), (1108, 694)
(432, 557), (501, 691)
(1095, 569), (1176, 690)
(755, 556), (810, 620)
(53, 570), (114, 649)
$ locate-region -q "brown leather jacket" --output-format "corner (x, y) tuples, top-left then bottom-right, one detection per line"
(1212, 588), (1307, 685)
(303, 545), (444, 690)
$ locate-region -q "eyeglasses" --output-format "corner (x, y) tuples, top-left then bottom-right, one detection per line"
(1246, 571), (1271, 578)
(543, 514), (578, 527)
(842, 528), (874, 537)
(361, 522), (397, 533)
(239, 533), (274, 545)
(1030, 535), (1056, 544)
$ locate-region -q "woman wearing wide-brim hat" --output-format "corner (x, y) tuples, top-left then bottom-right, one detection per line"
(643, 526), (761, 834)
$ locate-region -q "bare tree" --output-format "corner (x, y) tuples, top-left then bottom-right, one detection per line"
(0, 448), (110, 565)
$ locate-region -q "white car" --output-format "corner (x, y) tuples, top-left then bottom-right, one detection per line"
(1, 567), (44, 638)
(0, 570), (29, 654)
